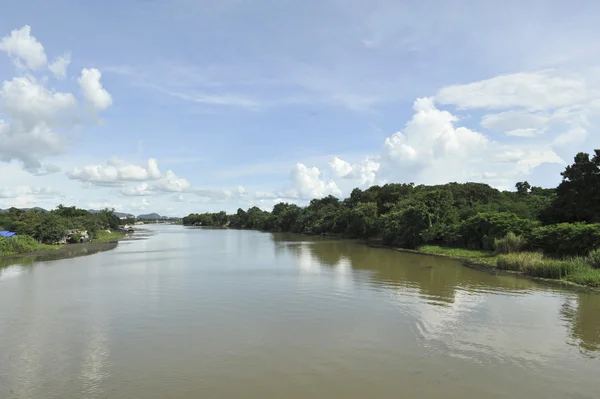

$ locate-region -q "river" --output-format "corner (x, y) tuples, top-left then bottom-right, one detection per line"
(0, 225), (599, 398)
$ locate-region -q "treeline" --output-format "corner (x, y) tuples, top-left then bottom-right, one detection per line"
(0, 205), (121, 244)
(184, 149), (600, 259)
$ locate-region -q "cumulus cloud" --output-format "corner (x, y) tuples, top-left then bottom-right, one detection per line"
(0, 25), (47, 69)
(120, 183), (153, 196)
(152, 170), (191, 192)
(329, 156), (379, 186)
(68, 158), (162, 185)
(376, 97), (491, 184)
(0, 26), (112, 172)
(48, 53), (71, 79)
(328, 97), (564, 191)
(290, 163), (341, 199)
(79, 68), (113, 110)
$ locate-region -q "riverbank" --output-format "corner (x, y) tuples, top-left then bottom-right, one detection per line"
(0, 235), (61, 257)
(93, 230), (127, 243)
(0, 231), (129, 269)
(368, 243), (600, 290)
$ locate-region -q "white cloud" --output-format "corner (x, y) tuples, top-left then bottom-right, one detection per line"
(68, 158), (162, 185)
(48, 53), (71, 79)
(436, 71), (587, 111)
(481, 110), (551, 136)
(0, 25), (47, 70)
(0, 186), (59, 199)
(367, 97), (563, 188)
(0, 27), (112, 173)
(152, 170), (191, 192)
(329, 157), (353, 178)
(329, 156), (379, 186)
(79, 68), (112, 110)
(120, 183), (153, 196)
(1, 76), (77, 127)
(290, 163), (341, 199)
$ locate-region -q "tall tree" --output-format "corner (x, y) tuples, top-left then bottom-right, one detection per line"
(544, 150), (600, 223)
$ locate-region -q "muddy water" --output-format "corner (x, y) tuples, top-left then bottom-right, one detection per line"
(1, 226), (598, 398)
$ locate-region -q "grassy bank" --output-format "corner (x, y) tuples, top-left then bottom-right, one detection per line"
(93, 231), (126, 243)
(413, 245), (600, 288)
(0, 236), (60, 257)
(496, 252), (600, 287)
(418, 245), (498, 266)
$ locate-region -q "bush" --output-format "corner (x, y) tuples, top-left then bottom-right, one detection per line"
(458, 212), (539, 250)
(494, 232), (526, 254)
(497, 252), (589, 279)
(586, 248), (600, 269)
(527, 223), (600, 257)
(0, 235), (48, 256)
(566, 267), (600, 287)
(497, 252), (543, 271)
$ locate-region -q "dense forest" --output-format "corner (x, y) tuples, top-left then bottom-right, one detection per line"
(0, 206), (121, 244)
(184, 150), (600, 286)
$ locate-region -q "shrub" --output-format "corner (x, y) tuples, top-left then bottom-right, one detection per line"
(497, 252), (543, 271)
(0, 235), (46, 256)
(586, 248), (600, 269)
(497, 252), (589, 279)
(566, 267), (600, 287)
(494, 232), (526, 254)
(458, 212), (539, 250)
(527, 223), (600, 257)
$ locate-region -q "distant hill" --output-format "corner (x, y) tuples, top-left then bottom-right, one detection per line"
(0, 207), (48, 213)
(137, 213), (167, 219)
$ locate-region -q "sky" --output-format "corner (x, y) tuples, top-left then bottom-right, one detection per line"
(1, 0), (599, 216)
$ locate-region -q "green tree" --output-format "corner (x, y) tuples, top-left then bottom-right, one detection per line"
(543, 150), (600, 223)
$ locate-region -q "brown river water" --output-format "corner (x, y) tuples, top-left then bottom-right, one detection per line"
(1, 225), (599, 398)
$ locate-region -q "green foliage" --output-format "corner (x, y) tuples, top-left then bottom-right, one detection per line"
(93, 230), (126, 243)
(542, 150), (600, 224)
(0, 235), (56, 256)
(183, 211), (229, 227)
(178, 147), (600, 288)
(68, 233), (82, 244)
(586, 248), (600, 269)
(527, 223), (600, 257)
(0, 205), (117, 245)
(494, 232), (526, 254)
(566, 267), (600, 287)
(458, 212), (539, 250)
(497, 252), (593, 280)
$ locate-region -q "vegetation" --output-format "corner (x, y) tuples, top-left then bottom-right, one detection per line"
(93, 230), (126, 243)
(0, 206), (123, 256)
(0, 235), (58, 256)
(494, 232), (526, 254)
(183, 148), (600, 287)
(497, 252), (600, 286)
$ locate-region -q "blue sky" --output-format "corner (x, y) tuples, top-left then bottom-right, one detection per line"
(1, 0), (599, 215)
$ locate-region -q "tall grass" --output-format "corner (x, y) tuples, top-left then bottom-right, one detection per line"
(586, 248), (600, 269)
(497, 251), (600, 284)
(0, 235), (55, 256)
(496, 252), (543, 271)
(494, 232), (526, 254)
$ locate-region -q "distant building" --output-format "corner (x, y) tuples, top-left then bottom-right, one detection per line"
(58, 230), (90, 244)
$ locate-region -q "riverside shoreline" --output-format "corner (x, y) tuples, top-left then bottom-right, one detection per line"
(367, 243), (600, 293)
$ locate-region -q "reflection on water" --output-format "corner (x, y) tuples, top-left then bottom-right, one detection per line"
(0, 226), (598, 399)
(272, 233), (600, 358)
